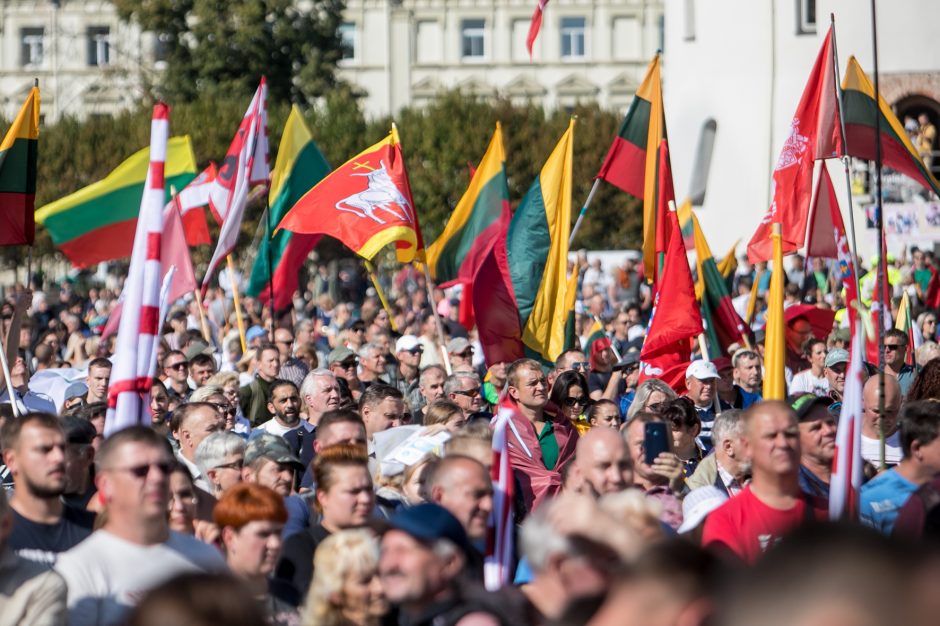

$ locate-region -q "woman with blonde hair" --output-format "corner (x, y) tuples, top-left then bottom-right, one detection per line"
(422, 399), (467, 432)
(303, 529), (389, 626)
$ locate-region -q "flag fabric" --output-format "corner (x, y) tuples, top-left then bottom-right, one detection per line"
(561, 265), (579, 353)
(36, 137), (197, 267)
(865, 244), (893, 365)
(472, 237), (526, 366)
(202, 79), (270, 291)
(596, 54), (668, 279)
(830, 317), (864, 520)
(506, 120), (575, 364)
(842, 56), (940, 197)
(583, 319), (608, 357)
(682, 203), (748, 357)
(174, 163), (218, 245)
(0, 86), (39, 246)
(246, 105), (330, 310)
(104, 104), (171, 436)
(525, 0), (549, 58)
(895, 291), (923, 366)
(427, 123), (511, 288)
(484, 402), (516, 591)
(762, 226), (786, 400)
(747, 27), (841, 262)
(639, 207), (703, 381)
(277, 126), (422, 263)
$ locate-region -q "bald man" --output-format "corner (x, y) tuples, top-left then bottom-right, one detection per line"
(861, 375), (902, 467)
(572, 427), (633, 497)
(426, 456), (493, 544)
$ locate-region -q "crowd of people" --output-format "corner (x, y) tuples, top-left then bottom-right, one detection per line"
(1, 246), (940, 626)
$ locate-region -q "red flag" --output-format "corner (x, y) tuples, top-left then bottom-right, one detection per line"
(927, 267), (940, 309)
(473, 237), (525, 366)
(639, 207), (704, 381)
(526, 0), (549, 58)
(748, 27), (842, 262)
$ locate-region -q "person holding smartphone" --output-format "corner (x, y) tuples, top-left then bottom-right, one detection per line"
(623, 412), (685, 531)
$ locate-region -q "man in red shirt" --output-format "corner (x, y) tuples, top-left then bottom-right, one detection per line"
(702, 401), (821, 563)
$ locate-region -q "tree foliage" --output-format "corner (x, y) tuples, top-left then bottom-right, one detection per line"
(113, 0), (347, 105)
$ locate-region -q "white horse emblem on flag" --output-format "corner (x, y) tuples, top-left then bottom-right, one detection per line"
(335, 160), (412, 225)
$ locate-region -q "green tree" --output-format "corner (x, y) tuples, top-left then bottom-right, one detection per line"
(114, 0), (346, 105)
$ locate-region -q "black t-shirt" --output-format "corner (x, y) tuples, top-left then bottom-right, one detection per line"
(273, 522), (331, 596)
(588, 371), (625, 397)
(8, 504), (96, 565)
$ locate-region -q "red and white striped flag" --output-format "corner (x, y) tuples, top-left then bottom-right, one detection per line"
(104, 104), (171, 436)
(525, 0), (549, 58)
(829, 315), (864, 520)
(171, 162), (218, 245)
(202, 78), (270, 292)
(485, 401), (516, 590)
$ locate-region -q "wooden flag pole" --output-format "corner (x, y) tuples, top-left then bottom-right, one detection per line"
(364, 260), (398, 333)
(192, 288), (212, 344)
(226, 255), (248, 353)
(0, 332), (20, 418)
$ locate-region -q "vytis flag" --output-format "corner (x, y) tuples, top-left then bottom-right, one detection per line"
(427, 123), (511, 288)
(763, 225), (787, 400)
(842, 56), (940, 196)
(278, 126), (421, 262)
(895, 291), (923, 366)
(748, 27), (841, 262)
(525, 0), (549, 58)
(597, 54), (668, 279)
(0, 86), (39, 246)
(683, 204), (748, 357)
(202, 78), (270, 292)
(484, 402), (516, 591)
(36, 137), (197, 267)
(506, 120), (575, 363)
(105, 104), (171, 436)
(639, 207), (703, 382)
(830, 316), (864, 521)
(173, 163), (218, 245)
(806, 165), (858, 338)
(247, 105), (330, 310)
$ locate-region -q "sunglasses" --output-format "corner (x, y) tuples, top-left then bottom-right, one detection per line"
(338, 359), (359, 368)
(571, 362), (590, 371)
(884, 344), (904, 352)
(563, 396), (588, 407)
(453, 387), (481, 398)
(406, 347), (424, 355)
(455, 350), (474, 358)
(167, 361), (188, 371)
(111, 461), (174, 478)
(211, 402), (236, 415)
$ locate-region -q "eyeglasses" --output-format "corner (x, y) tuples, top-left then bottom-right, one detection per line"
(109, 461), (174, 478)
(453, 387), (481, 398)
(646, 401), (668, 413)
(211, 402), (236, 415)
(214, 459), (244, 471)
(166, 361), (188, 371)
(563, 396), (588, 407)
(571, 362), (590, 371)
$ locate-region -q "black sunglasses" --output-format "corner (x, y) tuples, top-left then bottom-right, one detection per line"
(112, 461), (174, 478)
(167, 361), (188, 371)
(563, 396), (588, 407)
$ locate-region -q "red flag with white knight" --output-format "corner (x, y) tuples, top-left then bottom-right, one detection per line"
(277, 127), (421, 262)
(747, 27), (842, 262)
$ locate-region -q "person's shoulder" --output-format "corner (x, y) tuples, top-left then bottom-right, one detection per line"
(166, 531), (225, 568)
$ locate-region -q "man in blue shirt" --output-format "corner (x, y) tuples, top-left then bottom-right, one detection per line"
(860, 400), (940, 534)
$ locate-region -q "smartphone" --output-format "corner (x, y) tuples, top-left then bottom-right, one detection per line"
(644, 422), (670, 466)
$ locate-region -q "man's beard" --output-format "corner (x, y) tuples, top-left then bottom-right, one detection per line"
(277, 410), (300, 427)
(24, 474), (66, 499)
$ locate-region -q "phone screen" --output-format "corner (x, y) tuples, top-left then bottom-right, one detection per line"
(644, 421), (670, 466)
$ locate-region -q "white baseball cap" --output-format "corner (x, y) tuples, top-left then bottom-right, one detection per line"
(685, 360), (720, 381)
(677, 486), (729, 534)
(395, 334), (421, 353)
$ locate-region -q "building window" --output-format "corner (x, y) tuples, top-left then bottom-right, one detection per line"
(88, 26), (111, 67)
(683, 0), (695, 41)
(461, 19), (486, 59)
(797, 0), (816, 34)
(154, 33), (170, 66)
(689, 119), (717, 206)
(560, 17), (585, 59)
(339, 22), (356, 61)
(21, 28), (44, 67)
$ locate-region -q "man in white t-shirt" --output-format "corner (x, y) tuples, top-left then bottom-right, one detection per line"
(253, 380), (303, 438)
(55, 427), (225, 626)
(860, 375), (903, 467)
(789, 338), (830, 397)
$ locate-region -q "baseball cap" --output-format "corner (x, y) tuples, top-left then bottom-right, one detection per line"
(244, 433), (304, 470)
(185, 339), (214, 361)
(831, 328), (851, 343)
(64, 381), (88, 403)
(395, 335), (421, 353)
(246, 326), (267, 343)
(677, 486), (729, 534)
(787, 393), (835, 421)
(685, 360), (720, 381)
(446, 337), (471, 354)
(328, 346), (356, 365)
(384, 503), (474, 559)
(824, 348), (849, 368)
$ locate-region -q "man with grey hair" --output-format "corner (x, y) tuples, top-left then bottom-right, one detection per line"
(195, 431), (246, 498)
(687, 409), (750, 496)
(358, 342), (388, 387)
(445, 372), (483, 416)
(416, 365), (446, 423)
(299, 369), (341, 429)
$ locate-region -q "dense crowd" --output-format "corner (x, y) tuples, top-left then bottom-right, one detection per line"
(2, 247), (940, 626)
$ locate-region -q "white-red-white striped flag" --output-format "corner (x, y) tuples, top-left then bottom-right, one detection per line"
(829, 315), (864, 520)
(485, 401), (516, 590)
(104, 104), (171, 436)
(170, 162), (218, 245)
(202, 78), (270, 292)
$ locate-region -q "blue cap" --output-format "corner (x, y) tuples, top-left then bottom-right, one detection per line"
(246, 326), (267, 343)
(386, 503), (473, 558)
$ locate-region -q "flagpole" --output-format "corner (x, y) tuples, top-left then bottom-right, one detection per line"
(226, 255), (248, 353)
(568, 179), (601, 247)
(869, 0), (887, 470)
(264, 196), (276, 342)
(420, 264), (453, 375)
(0, 331), (20, 418)
(364, 260), (399, 333)
(829, 14), (863, 301)
(192, 289), (212, 343)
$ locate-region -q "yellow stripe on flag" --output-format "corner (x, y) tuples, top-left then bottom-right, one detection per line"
(269, 105), (313, 207)
(641, 55), (665, 280)
(0, 87), (39, 152)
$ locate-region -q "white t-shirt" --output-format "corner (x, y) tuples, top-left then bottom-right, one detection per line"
(256, 418), (300, 438)
(789, 370), (829, 397)
(861, 431), (903, 467)
(55, 530), (226, 626)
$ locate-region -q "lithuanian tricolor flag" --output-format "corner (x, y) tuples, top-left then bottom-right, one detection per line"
(842, 56), (940, 196)
(36, 137), (198, 267)
(895, 291), (923, 366)
(0, 87), (40, 246)
(507, 119), (575, 363)
(596, 54), (667, 279)
(247, 106), (330, 310)
(583, 319), (607, 355)
(426, 123), (510, 287)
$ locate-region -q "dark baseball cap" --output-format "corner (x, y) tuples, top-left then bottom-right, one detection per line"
(61, 416), (97, 445)
(244, 433), (304, 470)
(383, 503), (473, 559)
(787, 393), (834, 421)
